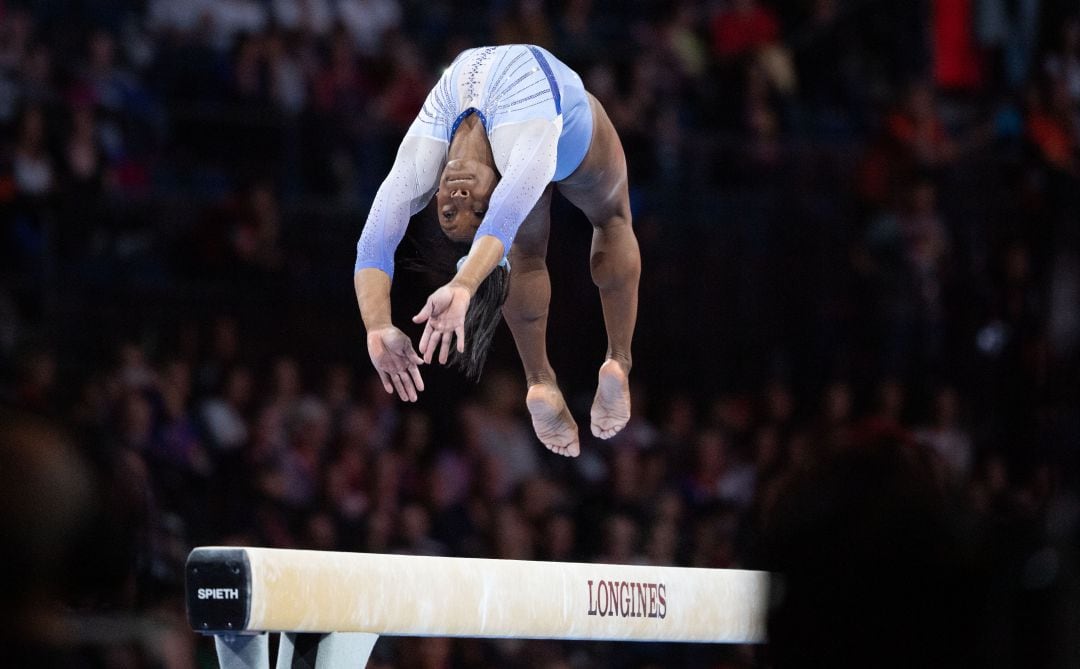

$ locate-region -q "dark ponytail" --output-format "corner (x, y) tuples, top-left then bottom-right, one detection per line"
(451, 264), (510, 380)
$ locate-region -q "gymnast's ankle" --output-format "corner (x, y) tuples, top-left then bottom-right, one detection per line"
(604, 354), (632, 374)
(526, 370), (558, 388)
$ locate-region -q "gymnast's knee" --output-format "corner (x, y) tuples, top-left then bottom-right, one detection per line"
(502, 301), (549, 328)
(590, 214), (640, 287)
(502, 267), (550, 326)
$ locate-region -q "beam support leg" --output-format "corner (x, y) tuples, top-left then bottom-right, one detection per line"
(276, 632), (379, 669)
(215, 633), (269, 669)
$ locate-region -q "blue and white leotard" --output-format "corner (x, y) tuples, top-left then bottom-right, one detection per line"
(354, 45), (594, 278)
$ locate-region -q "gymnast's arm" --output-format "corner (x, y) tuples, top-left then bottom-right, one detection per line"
(354, 133), (444, 400)
(353, 133), (445, 330)
(450, 119), (561, 291)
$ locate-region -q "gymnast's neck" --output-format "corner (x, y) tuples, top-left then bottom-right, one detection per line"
(447, 114), (494, 169)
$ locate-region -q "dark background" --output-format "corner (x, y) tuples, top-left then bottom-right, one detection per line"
(1, 0), (1078, 667)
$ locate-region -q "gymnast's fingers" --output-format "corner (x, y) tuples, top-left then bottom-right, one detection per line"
(390, 373), (409, 402)
(418, 322), (433, 359)
(456, 323), (466, 353)
(413, 299), (433, 324)
(408, 364), (425, 393)
(398, 371), (418, 402)
(438, 330), (453, 365)
(377, 370), (394, 395)
(422, 325), (437, 365)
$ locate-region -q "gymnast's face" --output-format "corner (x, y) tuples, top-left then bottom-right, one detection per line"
(436, 159), (498, 242)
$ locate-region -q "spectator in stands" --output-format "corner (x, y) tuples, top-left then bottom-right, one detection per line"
(146, 0), (213, 38)
(915, 385), (974, 482)
(398, 502), (446, 555)
(597, 513), (643, 564)
(5, 42), (57, 120)
(59, 105), (107, 202)
(207, 0), (268, 52)
(493, 506), (534, 559)
(460, 372), (540, 497)
(815, 380), (853, 452)
(0, 7), (32, 75)
(232, 182), (286, 272)
(862, 177), (951, 377)
(541, 510), (578, 562)
(200, 364), (253, 453)
(338, 0), (402, 56)
(374, 39), (430, 130)
(12, 106), (53, 199)
(264, 30), (311, 117)
(644, 518), (679, 565)
(7, 346), (56, 413)
(885, 81), (957, 169)
(325, 416), (372, 540)
(252, 356), (303, 465)
(555, 0), (598, 65)
(261, 395), (331, 512)
(661, 2), (709, 81)
(153, 358), (210, 477)
(494, 0), (556, 51)
(272, 0), (334, 38)
(1044, 17), (1080, 106)
(1026, 76), (1079, 176)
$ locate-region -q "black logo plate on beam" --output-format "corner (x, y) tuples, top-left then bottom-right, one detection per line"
(186, 548), (252, 633)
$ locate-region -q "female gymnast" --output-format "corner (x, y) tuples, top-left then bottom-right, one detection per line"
(354, 45), (640, 457)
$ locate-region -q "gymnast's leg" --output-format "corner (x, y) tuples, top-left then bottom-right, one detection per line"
(558, 95), (639, 439)
(502, 185), (580, 457)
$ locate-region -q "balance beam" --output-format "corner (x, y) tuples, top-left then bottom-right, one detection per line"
(186, 547), (770, 668)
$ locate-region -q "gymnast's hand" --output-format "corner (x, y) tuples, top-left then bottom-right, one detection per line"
(367, 326), (425, 402)
(413, 283), (471, 365)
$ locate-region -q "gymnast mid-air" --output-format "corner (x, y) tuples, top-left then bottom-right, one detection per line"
(354, 44), (641, 457)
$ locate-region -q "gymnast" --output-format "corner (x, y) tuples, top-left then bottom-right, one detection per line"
(354, 45), (640, 457)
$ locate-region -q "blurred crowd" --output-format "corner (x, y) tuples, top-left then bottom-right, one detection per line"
(1, 0), (1080, 668)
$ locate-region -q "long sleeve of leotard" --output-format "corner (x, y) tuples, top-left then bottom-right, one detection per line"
(354, 134), (446, 279)
(476, 118), (561, 256)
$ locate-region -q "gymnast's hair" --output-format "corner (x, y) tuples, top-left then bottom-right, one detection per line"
(407, 225), (510, 381)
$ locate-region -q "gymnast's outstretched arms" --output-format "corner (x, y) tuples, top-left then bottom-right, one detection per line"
(354, 134), (441, 401)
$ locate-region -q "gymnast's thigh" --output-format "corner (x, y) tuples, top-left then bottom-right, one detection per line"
(509, 185), (554, 260)
(556, 95), (630, 226)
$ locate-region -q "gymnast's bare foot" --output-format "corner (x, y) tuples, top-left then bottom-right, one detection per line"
(526, 383), (580, 457)
(591, 359), (631, 439)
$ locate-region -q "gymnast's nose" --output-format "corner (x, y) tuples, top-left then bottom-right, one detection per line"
(450, 188), (469, 199)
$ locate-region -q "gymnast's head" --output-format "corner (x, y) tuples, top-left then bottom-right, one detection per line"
(435, 158), (499, 241)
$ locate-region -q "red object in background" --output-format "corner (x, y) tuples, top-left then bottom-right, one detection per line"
(886, 111), (950, 149)
(1028, 112), (1076, 170)
(710, 3), (780, 59)
(379, 70), (428, 130)
(933, 0), (983, 90)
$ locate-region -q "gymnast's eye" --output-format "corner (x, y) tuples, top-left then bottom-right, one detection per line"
(474, 210), (486, 218)
(443, 211), (454, 221)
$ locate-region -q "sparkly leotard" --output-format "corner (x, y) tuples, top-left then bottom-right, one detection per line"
(354, 45), (594, 278)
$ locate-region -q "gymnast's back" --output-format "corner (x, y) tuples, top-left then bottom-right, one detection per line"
(409, 45), (582, 140)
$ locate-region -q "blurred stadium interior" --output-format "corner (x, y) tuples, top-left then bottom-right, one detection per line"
(1, 0), (1079, 667)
